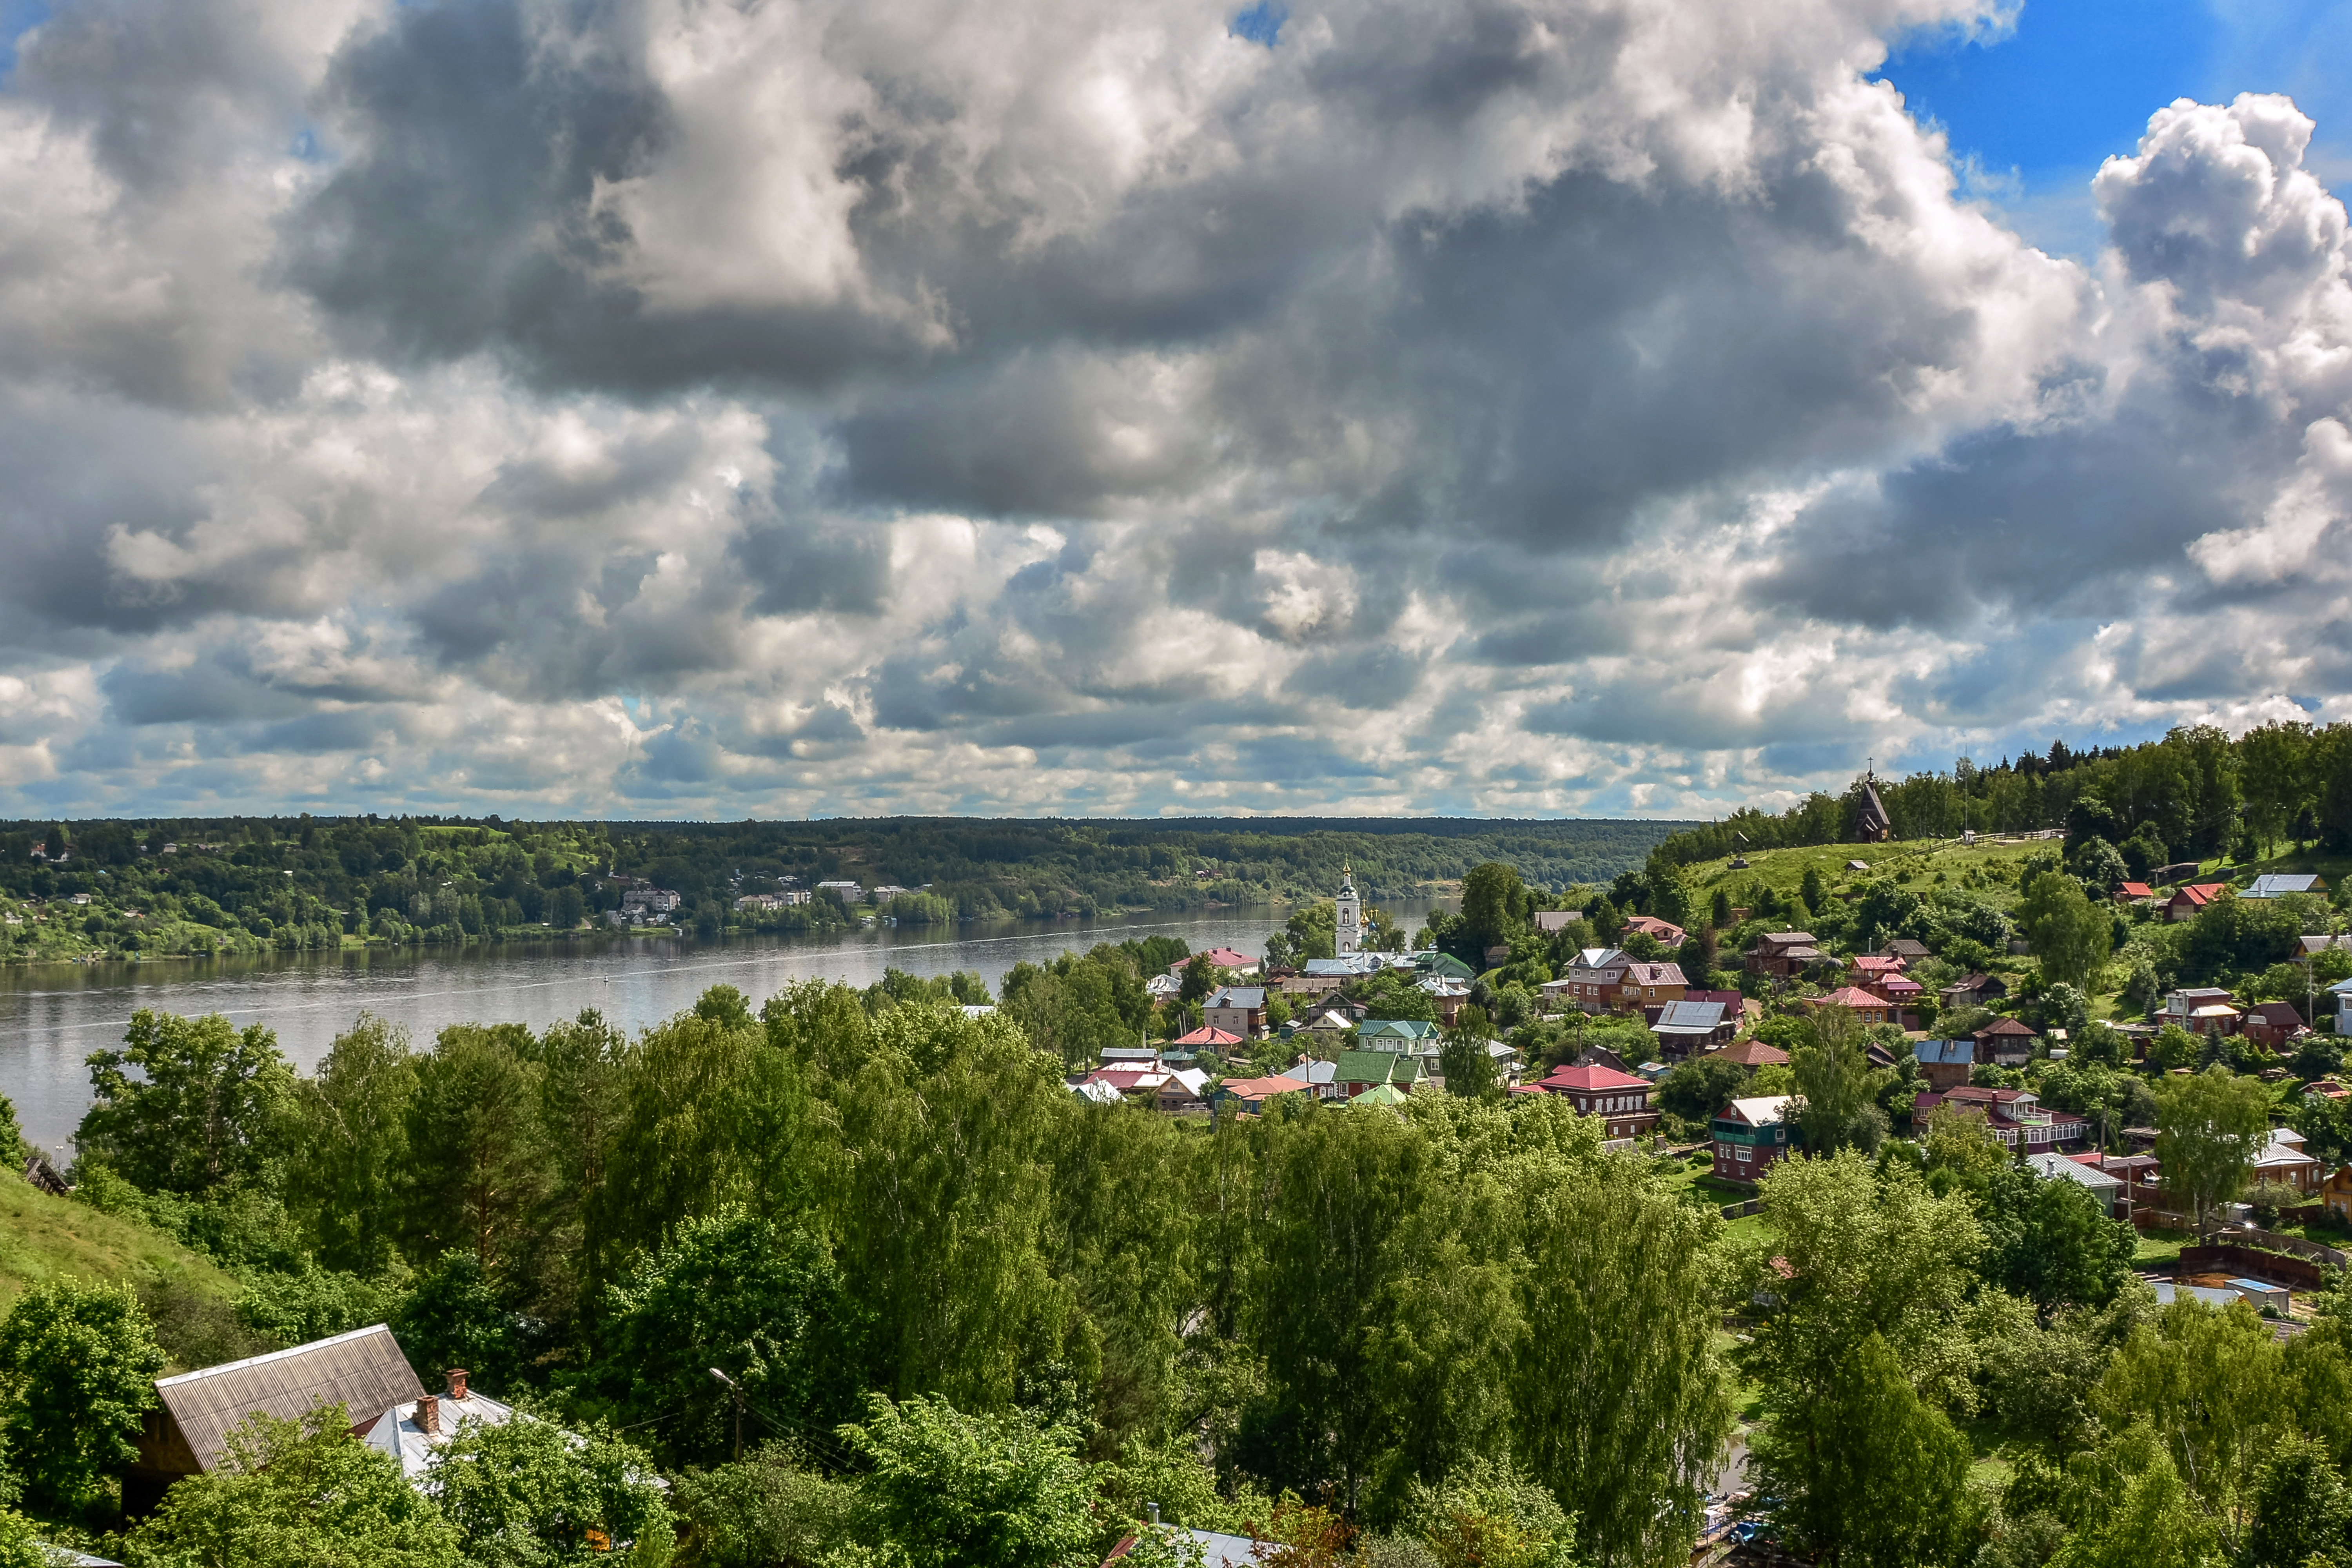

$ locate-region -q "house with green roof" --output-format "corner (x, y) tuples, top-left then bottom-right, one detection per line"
(1359, 1018), (1441, 1055)
(1335, 1050), (1422, 1098)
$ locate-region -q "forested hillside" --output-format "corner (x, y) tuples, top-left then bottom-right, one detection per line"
(1651, 722), (2352, 869)
(0, 815), (1676, 961)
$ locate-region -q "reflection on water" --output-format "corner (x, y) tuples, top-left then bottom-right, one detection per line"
(0, 901), (1444, 1154)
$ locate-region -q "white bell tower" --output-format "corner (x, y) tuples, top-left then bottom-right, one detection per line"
(1334, 864), (1361, 956)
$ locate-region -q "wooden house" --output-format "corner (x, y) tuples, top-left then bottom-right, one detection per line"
(131, 1325), (425, 1513)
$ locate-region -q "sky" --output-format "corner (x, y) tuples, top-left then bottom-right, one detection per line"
(0, 0), (2347, 823)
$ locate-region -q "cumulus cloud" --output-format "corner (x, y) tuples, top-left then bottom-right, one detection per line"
(0, 0), (2346, 818)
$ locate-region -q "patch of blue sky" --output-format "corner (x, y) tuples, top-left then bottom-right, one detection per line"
(1230, 1), (1284, 48)
(1873, 0), (2352, 257)
(0, 0), (52, 83)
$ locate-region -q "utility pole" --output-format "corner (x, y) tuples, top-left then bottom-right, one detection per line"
(709, 1368), (744, 1462)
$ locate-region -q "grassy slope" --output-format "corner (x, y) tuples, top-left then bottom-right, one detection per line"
(0, 1171), (241, 1312)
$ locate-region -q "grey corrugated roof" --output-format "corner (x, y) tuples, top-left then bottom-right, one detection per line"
(156, 1324), (425, 1473)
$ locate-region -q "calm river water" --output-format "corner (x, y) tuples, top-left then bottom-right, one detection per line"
(0, 900), (1446, 1155)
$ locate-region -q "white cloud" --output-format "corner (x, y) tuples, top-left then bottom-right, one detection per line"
(0, 0), (2346, 818)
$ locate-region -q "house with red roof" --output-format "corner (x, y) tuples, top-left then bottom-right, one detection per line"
(2114, 882), (2154, 904)
(1514, 1061), (1659, 1143)
(1174, 947), (1259, 977)
(2164, 884), (2229, 923)
(1813, 986), (1896, 1029)
(1624, 915), (1688, 947)
(1170, 1025), (1244, 1054)
(2245, 1001), (2307, 1049)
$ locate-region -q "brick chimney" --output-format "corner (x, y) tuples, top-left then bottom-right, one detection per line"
(416, 1395), (439, 1434)
(446, 1368), (470, 1401)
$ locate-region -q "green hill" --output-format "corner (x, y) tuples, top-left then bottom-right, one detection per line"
(0, 1171), (241, 1314)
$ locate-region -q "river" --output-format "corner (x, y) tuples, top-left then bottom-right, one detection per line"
(0, 900), (1448, 1156)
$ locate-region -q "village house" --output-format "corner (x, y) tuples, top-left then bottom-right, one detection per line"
(1973, 1016), (2040, 1066)
(2162, 987), (2242, 1036)
(1709, 1036), (1791, 1070)
(2031, 1152), (2131, 1218)
(1747, 931), (1824, 979)
(1169, 1025), (1244, 1058)
(1145, 973), (1182, 1002)
(1277, 1057), (1343, 1100)
(1940, 973), (2009, 1009)
(1623, 914), (1688, 947)
(2323, 1163), (2352, 1225)
(1515, 1062), (1659, 1143)
(1553, 947), (1632, 1010)
(1711, 1095), (1797, 1183)
(1913, 1085), (2085, 1154)
(1848, 954), (1907, 988)
(131, 1325), (444, 1513)
(2245, 873), (2328, 900)
(815, 879), (864, 902)
(2245, 1001), (2308, 1049)
(1814, 985), (1896, 1029)
(1651, 998), (1737, 1055)
(1203, 985), (1269, 1038)
(2114, 881), (2155, 905)
(2254, 1126), (2324, 1195)
(1176, 947), (1259, 979)
(1533, 910), (1580, 936)
(1334, 1050), (1423, 1099)
(1358, 1018), (1442, 1056)
(1210, 1074), (1308, 1116)
(2164, 883), (2230, 922)
(1913, 1039), (1976, 1092)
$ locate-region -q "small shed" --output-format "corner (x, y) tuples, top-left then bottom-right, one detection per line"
(2225, 1277), (2291, 1314)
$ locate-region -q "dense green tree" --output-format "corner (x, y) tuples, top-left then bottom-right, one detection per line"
(1438, 1012), (1499, 1100)
(1975, 1165), (2138, 1314)
(1753, 1332), (1974, 1568)
(836, 1394), (1096, 1568)
(429, 1410), (673, 1567)
(401, 1025), (548, 1279)
(118, 1407), (461, 1568)
(1459, 864), (1527, 966)
(2017, 872), (2114, 990)
(78, 1010), (296, 1197)
(1791, 1014), (1885, 1156)
(1742, 1152), (1983, 1426)
(1244, 1103), (1516, 1519)
(2098, 1300), (2287, 1555)
(286, 1013), (417, 1276)
(1510, 1148), (1731, 1568)
(535, 1009), (632, 1314)
(817, 1007), (1074, 1410)
(2154, 1067), (2271, 1239)
(2184, 896), (2305, 984)
(604, 1209), (858, 1468)
(1655, 1056), (1749, 1124)
(600, 996), (809, 1264)
(2245, 1434), (2348, 1568)
(392, 1251), (531, 1395)
(0, 1279), (165, 1512)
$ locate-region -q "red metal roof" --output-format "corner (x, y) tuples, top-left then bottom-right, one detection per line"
(1818, 986), (1891, 1009)
(1172, 1026), (1245, 1046)
(1534, 1062), (1652, 1093)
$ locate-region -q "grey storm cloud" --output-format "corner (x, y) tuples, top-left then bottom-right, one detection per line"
(0, 0), (2347, 818)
